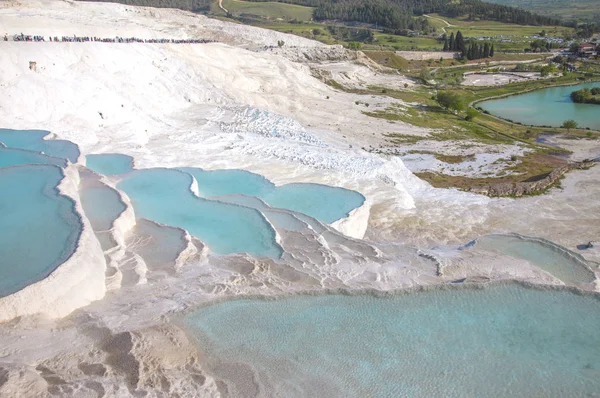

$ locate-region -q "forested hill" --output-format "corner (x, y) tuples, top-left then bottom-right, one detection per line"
(249, 0), (562, 29)
(77, 0), (562, 32)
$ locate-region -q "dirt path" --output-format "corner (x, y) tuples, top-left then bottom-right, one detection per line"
(218, 0), (228, 13)
(423, 14), (453, 34)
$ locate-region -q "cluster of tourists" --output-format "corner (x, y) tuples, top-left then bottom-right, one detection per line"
(10, 34), (45, 41)
(5, 34), (213, 44)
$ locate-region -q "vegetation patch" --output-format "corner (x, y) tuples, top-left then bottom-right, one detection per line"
(434, 154), (473, 164)
(570, 87), (600, 104)
(415, 151), (568, 191)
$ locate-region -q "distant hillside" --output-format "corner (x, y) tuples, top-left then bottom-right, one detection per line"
(245, 0), (563, 29)
(483, 0), (600, 21)
(78, 0), (564, 32)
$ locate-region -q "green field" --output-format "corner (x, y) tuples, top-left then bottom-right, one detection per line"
(429, 14), (572, 37)
(425, 14), (574, 51)
(483, 0), (600, 21)
(212, 0), (314, 20)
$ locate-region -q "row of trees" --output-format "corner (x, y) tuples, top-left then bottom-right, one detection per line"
(464, 41), (495, 60)
(312, 2), (429, 31)
(442, 32), (494, 60)
(529, 39), (560, 52)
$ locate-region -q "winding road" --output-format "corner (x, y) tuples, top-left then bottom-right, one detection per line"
(423, 14), (453, 34)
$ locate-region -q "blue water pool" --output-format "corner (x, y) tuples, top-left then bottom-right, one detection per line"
(0, 165), (82, 297)
(179, 168), (275, 198)
(117, 168), (282, 257)
(185, 283), (600, 397)
(262, 183), (365, 224)
(86, 153), (134, 176)
(181, 167), (365, 224)
(478, 83), (600, 130)
(0, 147), (67, 169)
(0, 128), (80, 163)
(80, 185), (127, 232)
(476, 234), (595, 284)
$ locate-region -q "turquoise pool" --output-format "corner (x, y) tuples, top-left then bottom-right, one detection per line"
(117, 168), (283, 258)
(478, 83), (600, 130)
(0, 128), (80, 163)
(185, 283), (600, 397)
(0, 165), (82, 297)
(181, 167), (365, 224)
(80, 184), (127, 232)
(0, 147), (67, 169)
(476, 234), (595, 285)
(86, 153), (134, 176)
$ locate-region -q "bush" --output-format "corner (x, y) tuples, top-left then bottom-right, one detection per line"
(562, 120), (578, 131)
(347, 42), (362, 50)
(436, 91), (465, 113)
(465, 108), (478, 121)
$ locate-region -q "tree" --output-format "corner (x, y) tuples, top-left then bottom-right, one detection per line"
(443, 37), (449, 51)
(448, 32), (455, 51)
(277, 40), (285, 47)
(347, 41), (362, 50)
(490, 44), (495, 57)
(530, 39), (548, 52)
(465, 108), (478, 121)
(562, 120), (578, 132)
(455, 31), (465, 55)
(540, 65), (556, 77)
(436, 91), (465, 113)
(420, 67), (434, 84)
(569, 42), (580, 54)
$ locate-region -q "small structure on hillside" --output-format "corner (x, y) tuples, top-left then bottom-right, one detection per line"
(578, 43), (598, 58)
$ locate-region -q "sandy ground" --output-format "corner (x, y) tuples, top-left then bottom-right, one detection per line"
(463, 72), (542, 86)
(396, 51), (457, 61)
(0, 1), (599, 396)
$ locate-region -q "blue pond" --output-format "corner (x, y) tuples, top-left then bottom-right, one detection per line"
(478, 82), (600, 130)
(0, 147), (67, 169)
(185, 283), (600, 398)
(0, 165), (82, 297)
(476, 234), (595, 285)
(0, 128), (80, 163)
(80, 184), (127, 232)
(86, 153), (134, 176)
(181, 168), (365, 224)
(117, 168), (283, 257)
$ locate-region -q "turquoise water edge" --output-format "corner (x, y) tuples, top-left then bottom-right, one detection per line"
(117, 168), (284, 258)
(184, 283), (600, 398)
(0, 165), (81, 297)
(479, 82), (600, 130)
(86, 153), (134, 176)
